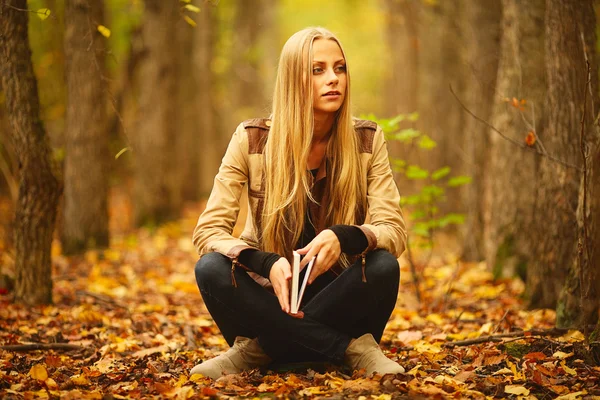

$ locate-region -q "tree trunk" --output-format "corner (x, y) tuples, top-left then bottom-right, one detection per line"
(231, 0), (271, 122)
(176, 19), (198, 202)
(483, 0), (545, 283)
(383, 0), (419, 118)
(133, 0), (180, 226)
(194, 3), (220, 198)
(460, 0), (502, 261)
(27, 0), (66, 148)
(417, 1), (465, 213)
(553, 0), (600, 329)
(62, 0), (109, 253)
(524, 0), (590, 309)
(0, 0), (62, 305)
(383, 0), (420, 166)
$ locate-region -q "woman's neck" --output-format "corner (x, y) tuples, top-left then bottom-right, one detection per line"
(313, 112), (335, 143)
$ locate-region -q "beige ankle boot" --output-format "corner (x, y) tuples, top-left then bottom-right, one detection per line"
(344, 333), (405, 376)
(190, 337), (272, 379)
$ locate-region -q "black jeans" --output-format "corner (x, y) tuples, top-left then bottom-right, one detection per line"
(194, 249), (400, 364)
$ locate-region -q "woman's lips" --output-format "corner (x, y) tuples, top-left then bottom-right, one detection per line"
(323, 91), (341, 97)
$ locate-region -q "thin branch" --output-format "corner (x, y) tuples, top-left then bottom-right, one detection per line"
(450, 85), (582, 171)
(443, 327), (570, 348)
(405, 236), (422, 303)
(1, 3), (56, 19)
(76, 290), (129, 310)
(1, 343), (84, 352)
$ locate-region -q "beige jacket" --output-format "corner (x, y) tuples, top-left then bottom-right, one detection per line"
(193, 118), (406, 280)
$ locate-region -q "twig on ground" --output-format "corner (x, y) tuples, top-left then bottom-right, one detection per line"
(1, 343), (84, 352)
(76, 290), (129, 310)
(443, 327), (569, 348)
(491, 309), (510, 335)
(185, 325), (197, 350)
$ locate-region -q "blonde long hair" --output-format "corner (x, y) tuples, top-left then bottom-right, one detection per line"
(261, 27), (367, 260)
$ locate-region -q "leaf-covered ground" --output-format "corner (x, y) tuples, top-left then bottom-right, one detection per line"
(1, 202), (599, 399)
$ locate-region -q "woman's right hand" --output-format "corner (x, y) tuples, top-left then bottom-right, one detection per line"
(269, 257), (292, 313)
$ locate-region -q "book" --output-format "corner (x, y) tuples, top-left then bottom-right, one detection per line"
(290, 251), (315, 314)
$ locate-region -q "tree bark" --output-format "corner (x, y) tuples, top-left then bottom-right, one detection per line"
(416, 1), (465, 213)
(133, 0), (180, 226)
(553, 0), (600, 329)
(231, 0), (272, 121)
(0, 0), (62, 305)
(483, 0), (545, 283)
(383, 0), (420, 165)
(383, 0), (419, 118)
(176, 18), (198, 202)
(62, 0), (109, 253)
(194, 3), (220, 198)
(525, 0), (590, 309)
(460, 0), (502, 261)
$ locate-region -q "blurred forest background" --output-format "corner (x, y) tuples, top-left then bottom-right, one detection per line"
(1, 0), (599, 334)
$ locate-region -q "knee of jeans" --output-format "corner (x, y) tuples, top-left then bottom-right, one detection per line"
(194, 252), (232, 291)
(365, 250), (400, 285)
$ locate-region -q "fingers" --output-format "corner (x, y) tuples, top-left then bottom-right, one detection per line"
(288, 311), (304, 319)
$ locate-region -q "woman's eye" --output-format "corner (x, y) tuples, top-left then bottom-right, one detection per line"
(335, 65), (347, 73)
(312, 67), (323, 74)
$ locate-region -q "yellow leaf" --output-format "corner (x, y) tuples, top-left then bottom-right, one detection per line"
(553, 351), (573, 359)
(37, 8), (51, 20)
(183, 15), (197, 27)
(560, 361), (577, 376)
(97, 25), (111, 38)
(555, 391), (587, 400)
(29, 364), (48, 381)
(45, 378), (58, 389)
(114, 147), (131, 160)
(505, 385), (530, 395)
(425, 313), (444, 326)
(184, 4), (200, 12)
(71, 374), (90, 386)
(492, 367), (513, 375)
(558, 330), (585, 342)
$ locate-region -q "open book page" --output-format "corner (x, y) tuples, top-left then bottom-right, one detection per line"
(290, 251), (315, 314)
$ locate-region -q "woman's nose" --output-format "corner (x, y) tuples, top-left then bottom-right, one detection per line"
(326, 68), (339, 85)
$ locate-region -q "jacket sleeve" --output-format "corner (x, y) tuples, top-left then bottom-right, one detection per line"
(192, 123), (256, 259)
(357, 125), (407, 258)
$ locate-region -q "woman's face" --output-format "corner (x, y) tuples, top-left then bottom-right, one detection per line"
(311, 39), (347, 117)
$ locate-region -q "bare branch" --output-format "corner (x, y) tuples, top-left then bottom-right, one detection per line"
(450, 85), (582, 171)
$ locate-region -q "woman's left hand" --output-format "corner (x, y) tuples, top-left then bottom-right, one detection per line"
(296, 229), (341, 284)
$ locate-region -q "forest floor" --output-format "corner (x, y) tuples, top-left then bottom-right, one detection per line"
(1, 200), (599, 399)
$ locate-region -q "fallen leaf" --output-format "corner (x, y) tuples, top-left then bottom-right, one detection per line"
(504, 385), (530, 395)
(29, 364), (48, 381)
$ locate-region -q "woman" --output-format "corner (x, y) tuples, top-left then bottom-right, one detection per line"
(191, 27), (406, 379)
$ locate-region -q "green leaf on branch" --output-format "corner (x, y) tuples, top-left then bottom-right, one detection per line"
(418, 134), (437, 149)
(400, 194), (422, 205)
(438, 213), (466, 227)
(405, 165), (429, 180)
(432, 166), (451, 180)
(412, 222), (430, 237)
(37, 8), (51, 20)
(422, 185), (445, 199)
(407, 111), (420, 122)
(410, 210), (428, 220)
(394, 128), (420, 142)
(447, 175), (472, 187)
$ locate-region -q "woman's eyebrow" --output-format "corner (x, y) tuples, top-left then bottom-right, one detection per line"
(312, 59), (346, 64)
